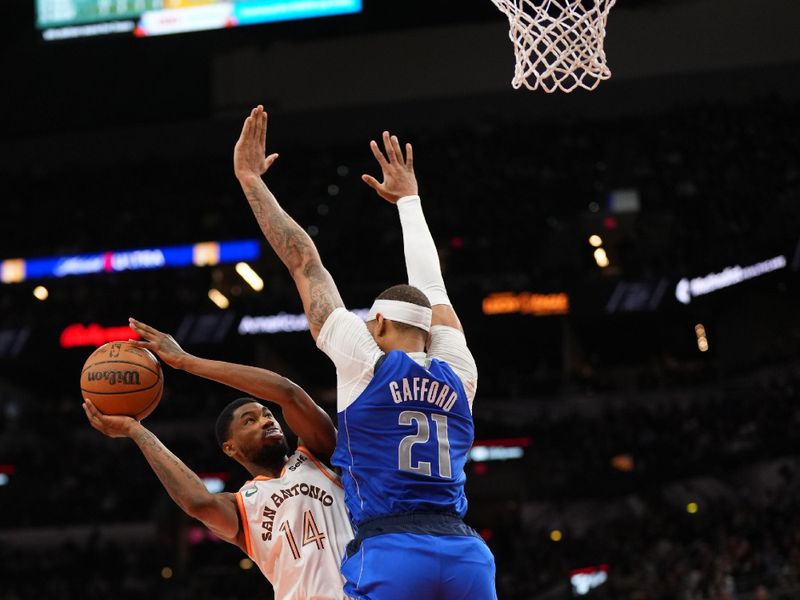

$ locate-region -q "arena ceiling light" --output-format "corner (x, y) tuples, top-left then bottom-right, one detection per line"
(208, 289), (230, 310)
(593, 247), (610, 268)
(235, 262), (264, 292)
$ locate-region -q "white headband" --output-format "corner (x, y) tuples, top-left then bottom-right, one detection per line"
(367, 299), (432, 332)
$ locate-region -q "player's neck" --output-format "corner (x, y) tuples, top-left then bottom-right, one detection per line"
(386, 341), (425, 354)
(245, 455), (289, 479)
(382, 332), (425, 355)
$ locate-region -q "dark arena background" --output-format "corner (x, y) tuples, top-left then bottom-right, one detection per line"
(2, 1), (800, 598)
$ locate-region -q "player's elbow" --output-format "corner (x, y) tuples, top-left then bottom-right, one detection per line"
(266, 378), (304, 408)
(287, 244), (322, 279)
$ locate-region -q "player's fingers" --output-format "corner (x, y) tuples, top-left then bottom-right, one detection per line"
(129, 318), (160, 337)
(369, 140), (389, 168)
(264, 153), (279, 169)
(83, 400), (99, 420)
(243, 116), (254, 141)
(405, 143), (414, 169)
(361, 174), (382, 191)
(260, 110), (268, 147)
(128, 339), (155, 352)
(390, 135), (403, 163)
(382, 131), (397, 163)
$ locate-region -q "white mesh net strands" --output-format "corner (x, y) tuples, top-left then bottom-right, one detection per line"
(491, 0), (617, 93)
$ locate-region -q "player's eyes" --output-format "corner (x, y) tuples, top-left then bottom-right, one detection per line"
(246, 418), (255, 424)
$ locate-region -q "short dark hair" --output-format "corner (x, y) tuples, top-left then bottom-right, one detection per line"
(376, 284), (431, 308)
(375, 284), (431, 335)
(215, 397), (260, 447)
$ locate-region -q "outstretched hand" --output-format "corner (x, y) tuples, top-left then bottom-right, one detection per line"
(362, 131), (418, 204)
(234, 105), (279, 181)
(128, 318), (188, 369)
(82, 399), (139, 439)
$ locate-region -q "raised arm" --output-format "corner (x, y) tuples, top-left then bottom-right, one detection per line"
(82, 401), (243, 546)
(233, 105), (343, 340)
(362, 131), (463, 331)
(128, 318), (337, 461)
(363, 132), (478, 406)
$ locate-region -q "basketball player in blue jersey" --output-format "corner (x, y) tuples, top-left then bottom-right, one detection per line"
(235, 105), (497, 599)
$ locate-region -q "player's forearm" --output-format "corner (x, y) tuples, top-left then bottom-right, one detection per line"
(238, 174), (319, 275)
(397, 195), (450, 306)
(129, 423), (213, 515)
(179, 354), (301, 410)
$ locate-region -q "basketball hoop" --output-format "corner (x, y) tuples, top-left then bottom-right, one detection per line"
(490, 0), (617, 93)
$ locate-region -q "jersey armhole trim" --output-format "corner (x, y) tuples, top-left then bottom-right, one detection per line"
(234, 491), (254, 558)
(296, 446), (344, 489)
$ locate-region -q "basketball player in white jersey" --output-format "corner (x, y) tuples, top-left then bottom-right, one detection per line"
(82, 319), (354, 600)
(235, 106), (496, 598)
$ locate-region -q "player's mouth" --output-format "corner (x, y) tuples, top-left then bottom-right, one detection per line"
(263, 428), (282, 439)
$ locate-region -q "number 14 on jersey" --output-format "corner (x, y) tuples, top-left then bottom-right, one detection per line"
(279, 510), (326, 560)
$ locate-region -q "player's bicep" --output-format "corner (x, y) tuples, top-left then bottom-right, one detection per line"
(427, 325), (477, 408)
(291, 259), (345, 341)
(285, 388), (337, 462)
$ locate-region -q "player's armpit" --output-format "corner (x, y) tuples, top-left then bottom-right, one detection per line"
(188, 492), (242, 543)
(431, 305), (464, 333)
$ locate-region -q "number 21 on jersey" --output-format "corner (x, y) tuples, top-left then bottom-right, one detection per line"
(397, 410), (452, 479)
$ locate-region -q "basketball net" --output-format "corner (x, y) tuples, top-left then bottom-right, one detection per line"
(490, 0), (617, 93)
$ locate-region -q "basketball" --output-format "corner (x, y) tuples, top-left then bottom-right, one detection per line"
(80, 341), (164, 420)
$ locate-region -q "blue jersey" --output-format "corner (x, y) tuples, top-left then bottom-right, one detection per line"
(331, 350), (474, 527)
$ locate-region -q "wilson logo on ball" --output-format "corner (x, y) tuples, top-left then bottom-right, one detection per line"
(86, 370), (141, 386)
(81, 341), (164, 420)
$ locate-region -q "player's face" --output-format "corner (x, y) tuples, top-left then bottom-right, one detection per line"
(229, 402), (288, 461)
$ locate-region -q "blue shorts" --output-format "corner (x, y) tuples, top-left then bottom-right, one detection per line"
(341, 515), (497, 600)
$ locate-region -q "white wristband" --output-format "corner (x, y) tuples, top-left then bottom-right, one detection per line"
(397, 195), (451, 307)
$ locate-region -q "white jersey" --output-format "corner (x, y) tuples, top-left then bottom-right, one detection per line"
(235, 447), (354, 600)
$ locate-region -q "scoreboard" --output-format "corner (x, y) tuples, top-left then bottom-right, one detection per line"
(36, 0), (362, 40)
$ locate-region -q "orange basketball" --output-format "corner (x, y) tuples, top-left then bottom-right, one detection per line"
(80, 341), (164, 420)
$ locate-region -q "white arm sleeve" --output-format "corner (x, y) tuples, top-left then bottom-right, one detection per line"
(316, 308), (383, 412)
(397, 195), (451, 306)
(427, 325), (478, 411)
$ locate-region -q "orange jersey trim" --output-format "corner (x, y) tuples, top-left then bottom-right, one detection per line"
(234, 491), (254, 558)
(296, 446), (343, 489)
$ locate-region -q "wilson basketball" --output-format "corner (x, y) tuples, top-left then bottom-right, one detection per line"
(80, 341), (164, 420)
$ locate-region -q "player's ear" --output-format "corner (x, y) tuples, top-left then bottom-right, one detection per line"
(222, 440), (236, 458)
(375, 314), (388, 339)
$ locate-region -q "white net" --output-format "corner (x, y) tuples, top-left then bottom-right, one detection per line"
(491, 0), (617, 93)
